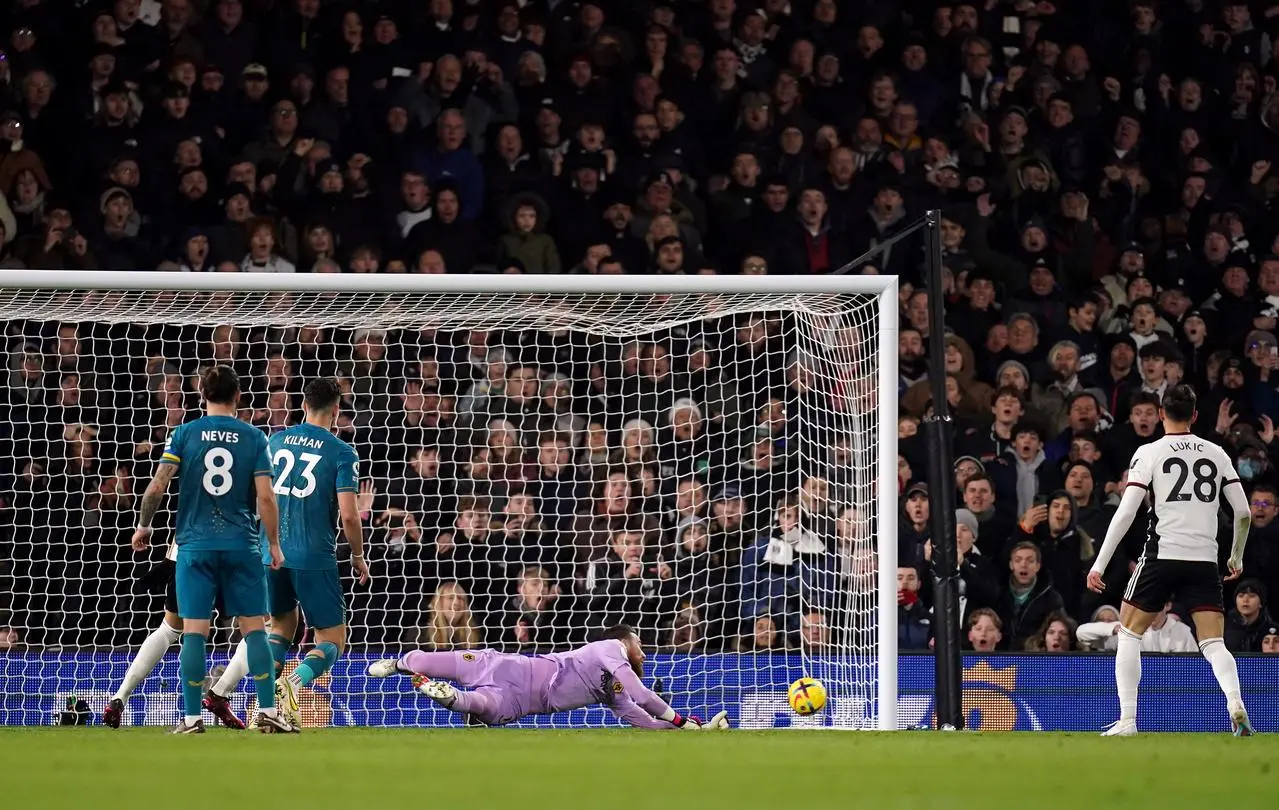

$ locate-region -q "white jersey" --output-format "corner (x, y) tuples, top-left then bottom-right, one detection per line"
(1127, 433), (1239, 563)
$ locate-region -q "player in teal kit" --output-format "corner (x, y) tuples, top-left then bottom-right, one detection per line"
(203, 377), (368, 728)
(131, 365), (296, 734)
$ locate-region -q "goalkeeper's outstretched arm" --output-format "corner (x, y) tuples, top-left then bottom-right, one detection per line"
(608, 665), (728, 730)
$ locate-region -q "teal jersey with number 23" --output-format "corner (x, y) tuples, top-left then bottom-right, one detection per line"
(264, 422), (359, 570)
(161, 415), (273, 552)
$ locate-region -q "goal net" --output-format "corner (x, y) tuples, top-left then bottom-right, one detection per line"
(0, 273), (898, 729)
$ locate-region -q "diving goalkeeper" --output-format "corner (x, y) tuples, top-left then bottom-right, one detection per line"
(368, 625), (729, 730)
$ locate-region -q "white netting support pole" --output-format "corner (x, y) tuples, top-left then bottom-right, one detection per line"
(876, 281), (899, 731)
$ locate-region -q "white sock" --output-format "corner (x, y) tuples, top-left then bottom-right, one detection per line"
(211, 640), (250, 697)
(114, 622), (182, 702)
(1116, 626), (1143, 722)
(260, 706), (278, 718)
(1199, 638), (1244, 710)
(184, 714), (201, 726)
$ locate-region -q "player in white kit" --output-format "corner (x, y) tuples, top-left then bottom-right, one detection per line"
(1087, 384), (1254, 737)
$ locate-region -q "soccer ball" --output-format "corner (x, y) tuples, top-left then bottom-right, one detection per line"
(788, 677), (827, 716)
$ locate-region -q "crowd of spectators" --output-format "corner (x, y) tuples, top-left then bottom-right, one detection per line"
(0, 315), (872, 653)
(1, 0), (1279, 658)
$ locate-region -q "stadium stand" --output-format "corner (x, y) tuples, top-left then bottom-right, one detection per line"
(2, 0), (1279, 662)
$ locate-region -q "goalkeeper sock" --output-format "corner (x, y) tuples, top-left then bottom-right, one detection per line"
(244, 629), (276, 712)
(211, 640), (250, 697)
(1199, 638), (1244, 709)
(178, 633), (208, 724)
(1115, 626), (1142, 722)
(290, 641), (339, 689)
(114, 621), (181, 702)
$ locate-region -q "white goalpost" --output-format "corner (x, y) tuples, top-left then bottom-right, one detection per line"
(0, 271), (898, 730)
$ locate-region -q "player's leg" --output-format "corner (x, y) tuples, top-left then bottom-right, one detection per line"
(1108, 563), (1165, 737)
(370, 649), (506, 722)
(265, 568), (302, 671)
(104, 609), (182, 728)
(223, 550), (295, 733)
(1187, 567), (1253, 735)
(208, 570), (298, 701)
(1112, 601), (1158, 726)
(212, 611), (296, 730)
(417, 681), (501, 721)
(277, 565), (345, 721)
(374, 650), (472, 682)
(173, 553), (218, 734)
(1191, 610), (1251, 733)
(267, 569), (338, 726)
(285, 568), (347, 691)
(276, 622), (342, 728)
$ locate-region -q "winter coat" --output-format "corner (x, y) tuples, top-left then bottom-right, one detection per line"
(1226, 608), (1275, 653)
(1009, 489), (1097, 618)
(495, 191), (561, 273)
(995, 571), (1066, 650)
(898, 599), (932, 650)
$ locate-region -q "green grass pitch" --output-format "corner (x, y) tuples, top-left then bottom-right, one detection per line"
(2, 728), (1275, 810)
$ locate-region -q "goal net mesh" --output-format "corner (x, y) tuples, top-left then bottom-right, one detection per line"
(0, 285), (885, 728)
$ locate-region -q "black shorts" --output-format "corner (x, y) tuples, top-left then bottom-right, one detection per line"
(1123, 558), (1223, 614)
(162, 559), (180, 614)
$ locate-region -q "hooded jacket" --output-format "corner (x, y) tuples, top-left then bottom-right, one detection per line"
(992, 447), (1064, 519)
(1010, 489), (1096, 617)
(1226, 581), (1274, 653)
(901, 334), (992, 419)
(496, 192), (561, 274)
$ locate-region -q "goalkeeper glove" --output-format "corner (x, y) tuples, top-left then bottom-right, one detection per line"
(672, 711), (730, 730)
(703, 710), (729, 729)
(671, 713), (702, 730)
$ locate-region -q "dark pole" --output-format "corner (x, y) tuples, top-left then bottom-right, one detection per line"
(922, 208), (964, 730)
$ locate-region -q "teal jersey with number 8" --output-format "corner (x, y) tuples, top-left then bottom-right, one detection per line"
(264, 422), (359, 570)
(161, 415), (273, 552)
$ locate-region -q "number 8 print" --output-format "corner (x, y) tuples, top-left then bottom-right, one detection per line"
(202, 447), (235, 496)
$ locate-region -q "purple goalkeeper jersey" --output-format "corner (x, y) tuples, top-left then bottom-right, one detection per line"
(400, 641), (678, 728)
(534, 640), (674, 729)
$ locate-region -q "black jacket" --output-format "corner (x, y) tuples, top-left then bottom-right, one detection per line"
(996, 572), (1066, 650)
(1009, 490), (1097, 618)
(1225, 608), (1275, 653)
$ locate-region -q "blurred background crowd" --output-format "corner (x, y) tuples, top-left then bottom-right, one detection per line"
(2, 0), (1279, 657)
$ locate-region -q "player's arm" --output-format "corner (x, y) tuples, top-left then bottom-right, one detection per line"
(1087, 483), (1145, 591)
(1088, 450), (1152, 591)
(254, 433), (283, 569)
(1222, 477), (1250, 579)
(606, 692), (679, 729)
(608, 665), (727, 730)
(132, 463), (178, 550)
(256, 475), (283, 569)
(338, 491), (369, 584)
(337, 451), (369, 584)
